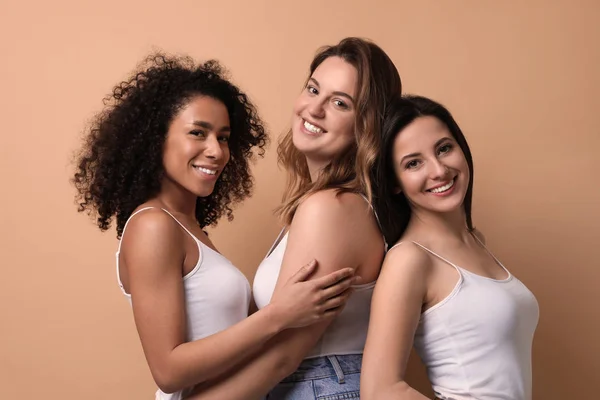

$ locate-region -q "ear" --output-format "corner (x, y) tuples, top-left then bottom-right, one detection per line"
(392, 178), (403, 195)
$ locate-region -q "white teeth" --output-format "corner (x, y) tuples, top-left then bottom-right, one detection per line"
(194, 166), (217, 175)
(430, 179), (454, 193)
(303, 120), (323, 134)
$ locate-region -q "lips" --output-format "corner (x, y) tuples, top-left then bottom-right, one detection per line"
(192, 165), (221, 179)
(194, 166), (217, 175)
(427, 178), (455, 193)
(301, 118), (326, 135)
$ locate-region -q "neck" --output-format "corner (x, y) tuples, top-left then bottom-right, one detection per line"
(155, 178), (198, 218)
(306, 157), (329, 182)
(408, 207), (471, 243)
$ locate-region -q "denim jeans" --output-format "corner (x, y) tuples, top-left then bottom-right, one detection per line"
(266, 354), (362, 400)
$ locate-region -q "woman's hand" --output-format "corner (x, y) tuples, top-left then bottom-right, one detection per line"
(268, 260), (359, 329)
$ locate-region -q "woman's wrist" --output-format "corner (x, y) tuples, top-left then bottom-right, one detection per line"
(259, 302), (288, 334)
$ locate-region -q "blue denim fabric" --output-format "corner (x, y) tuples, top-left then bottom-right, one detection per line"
(266, 354), (362, 400)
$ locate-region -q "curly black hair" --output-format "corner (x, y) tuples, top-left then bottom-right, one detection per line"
(73, 53), (268, 238)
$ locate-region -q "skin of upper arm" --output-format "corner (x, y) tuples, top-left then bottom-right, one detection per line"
(121, 209), (188, 387)
(271, 190), (383, 362)
(184, 191), (385, 399)
(276, 191), (373, 286)
(361, 243), (430, 400)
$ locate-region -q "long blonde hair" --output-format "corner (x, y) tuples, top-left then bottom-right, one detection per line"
(277, 37), (402, 224)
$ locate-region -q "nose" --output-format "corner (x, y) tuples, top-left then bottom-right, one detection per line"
(307, 98), (326, 119)
(429, 159), (449, 179)
(204, 135), (224, 161)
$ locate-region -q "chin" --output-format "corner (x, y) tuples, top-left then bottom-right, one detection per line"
(291, 131), (313, 155)
(194, 186), (217, 198)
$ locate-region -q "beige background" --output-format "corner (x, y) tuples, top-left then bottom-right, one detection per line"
(1, 1), (598, 399)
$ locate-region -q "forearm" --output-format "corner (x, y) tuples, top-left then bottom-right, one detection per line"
(186, 323), (329, 399)
(157, 304), (284, 393)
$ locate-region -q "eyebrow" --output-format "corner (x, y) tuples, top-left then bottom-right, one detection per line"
(192, 120), (231, 133)
(309, 77), (355, 104)
(399, 137), (454, 163)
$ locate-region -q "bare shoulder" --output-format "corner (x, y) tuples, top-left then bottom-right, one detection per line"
(295, 190), (373, 226)
(284, 190), (379, 274)
(121, 208), (185, 258)
(382, 241), (432, 279)
(372, 241), (430, 310)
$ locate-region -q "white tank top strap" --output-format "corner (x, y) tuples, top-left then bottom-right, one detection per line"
(410, 242), (462, 270)
(357, 193), (388, 252)
(469, 230), (512, 277)
(265, 227), (287, 258)
(157, 208), (201, 244)
(388, 241), (463, 277)
(116, 206), (204, 294)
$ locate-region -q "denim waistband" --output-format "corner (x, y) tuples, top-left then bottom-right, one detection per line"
(280, 354), (362, 384)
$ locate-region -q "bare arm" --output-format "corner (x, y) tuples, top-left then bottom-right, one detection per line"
(187, 191), (384, 399)
(361, 243), (432, 400)
(122, 209), (355, 394)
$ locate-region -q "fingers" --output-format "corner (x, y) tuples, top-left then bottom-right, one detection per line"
(320, 295), (350, 320)
(320, 288), (354, 312)
(313, 267), (355, 289)
(288, 259), (317, 284)
(319, 275), (360, 300)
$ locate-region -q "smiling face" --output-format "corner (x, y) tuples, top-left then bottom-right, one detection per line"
(391, 115), (470, 217)
(161, 95), (231, 198)
(291, 56), (358, 168)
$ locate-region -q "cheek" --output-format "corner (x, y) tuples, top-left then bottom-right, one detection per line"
(452, 153), (470, 176)
(161, 141), (178, 170)
(398, 171), (424, 196)
(335, 115), (355, 143)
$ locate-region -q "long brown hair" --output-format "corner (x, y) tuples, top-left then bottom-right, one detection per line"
(374, 95), (475, 245)
(277, 37), (402, 224)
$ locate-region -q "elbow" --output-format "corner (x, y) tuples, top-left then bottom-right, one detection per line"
(152, 367), (187, 395)
(154, 376), (180, 395)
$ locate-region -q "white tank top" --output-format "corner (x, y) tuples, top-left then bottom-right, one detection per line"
(116, 207), (251, 400)
(253, 197), (386, 359)
(391, 238), (539, 400)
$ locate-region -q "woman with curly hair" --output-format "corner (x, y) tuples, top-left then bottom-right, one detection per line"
(73, 54), (358, 400)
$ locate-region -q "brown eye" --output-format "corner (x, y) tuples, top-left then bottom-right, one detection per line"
(438, 143), (453, 155)
(333, 99), (349, 109)
(405, 160), (420, 170)
(190, 130), (206, 137)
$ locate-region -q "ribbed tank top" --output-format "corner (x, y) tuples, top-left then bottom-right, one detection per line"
(390, 238), (539, 400)
(253, 195), (386, 359)
(116, 207), (251, 400)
